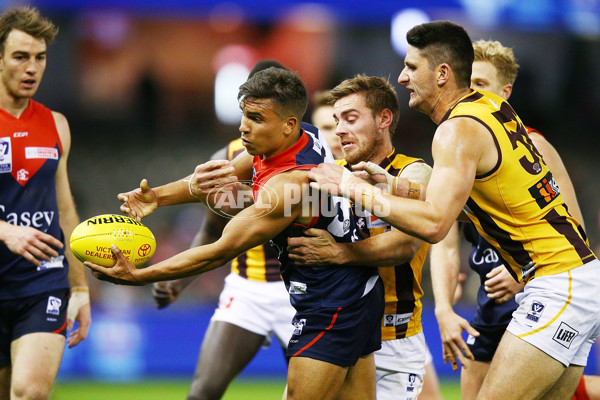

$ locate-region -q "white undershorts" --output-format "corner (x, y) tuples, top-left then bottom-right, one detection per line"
(507, 259), (600, 367)
(375, 331), (427, 400)
(212, 272), (296, 348)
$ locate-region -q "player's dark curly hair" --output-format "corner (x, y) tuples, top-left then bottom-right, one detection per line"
(0, 6), (58, 54)
(238, 67), (308, 121)
(407, 21), (474, 89)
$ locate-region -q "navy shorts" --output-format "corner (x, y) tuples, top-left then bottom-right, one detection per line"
(286, 278), (384, 367)
(0, 289), (69, 367)
(467, 322), (508, 362)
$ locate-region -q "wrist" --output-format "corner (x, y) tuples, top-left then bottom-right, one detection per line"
(434, 303), (454, 316)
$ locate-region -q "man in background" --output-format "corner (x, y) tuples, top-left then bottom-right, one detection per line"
(0, 6), (91, 399)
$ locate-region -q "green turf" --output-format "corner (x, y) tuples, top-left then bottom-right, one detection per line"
(51, 377), (462, 399)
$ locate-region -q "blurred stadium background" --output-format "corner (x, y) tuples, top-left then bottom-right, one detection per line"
(13, 0), (600, 396)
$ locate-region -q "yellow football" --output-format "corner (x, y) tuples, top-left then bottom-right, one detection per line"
(70, 214), (156, 267)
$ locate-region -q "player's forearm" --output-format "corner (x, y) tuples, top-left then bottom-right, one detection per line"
(137, 244), (233, 283)
(430, 250), (460, 314)
(340, 233), (420, 267)
(155, 177), (200, 207)
(348, 182), (446, 243)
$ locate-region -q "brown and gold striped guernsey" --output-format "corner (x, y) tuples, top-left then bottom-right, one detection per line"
(442, 90), (595, 283)
(338, 149), (429, 340)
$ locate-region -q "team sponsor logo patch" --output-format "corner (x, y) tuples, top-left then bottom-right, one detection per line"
(46, 296), (62, 315)
(37, 255), (65, 271)
(25, 147), (59, 160)
(528, 171), (560, 209)
(365, 213), (389, 229)
(467, 334), (476, 345)
(553, 322), (579, 349)
(526, 300), (545, 322)
(289, 281), (307, 295)
(0, 137), (12, 172)
(292, 318), (306, 335)
(383, 312), (413, 327)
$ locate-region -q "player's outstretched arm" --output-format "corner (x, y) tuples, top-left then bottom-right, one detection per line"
(308, 118), (485, 243)
(87, 171), (305, 285)
(430, 222), (479, 371)
(152, 209), (229, 308)
(290, 161), (431, 267)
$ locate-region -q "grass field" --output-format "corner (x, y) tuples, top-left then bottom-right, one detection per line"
(51, 378), (462, 399)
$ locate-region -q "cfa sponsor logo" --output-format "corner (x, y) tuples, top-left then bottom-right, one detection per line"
(553, 322), (579, 349)
(526, 300), (545, 322)
(528, 171), (560, 209)
(0, 205), (55, 229)
(206, 180), (391, 221)
(46, 296), (62, 315)
(292, 318), (306, 336)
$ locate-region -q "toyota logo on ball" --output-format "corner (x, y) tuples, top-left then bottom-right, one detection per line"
(138, 244), (152, 257)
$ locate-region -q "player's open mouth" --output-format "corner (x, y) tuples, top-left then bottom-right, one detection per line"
(341, 140), (354, 150)
(22, 79), (36, 88)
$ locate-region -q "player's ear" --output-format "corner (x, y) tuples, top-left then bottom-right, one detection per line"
(283, 116), (298, 136)
(501, 84), (513, 100)
(378, 108), (393, 131)
(437, 63), (450, 86)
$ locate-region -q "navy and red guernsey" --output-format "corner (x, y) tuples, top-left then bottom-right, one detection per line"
(252, 130), (380, 311)
(0, 100), (69, 300)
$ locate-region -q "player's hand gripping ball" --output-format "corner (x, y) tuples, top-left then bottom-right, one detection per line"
(70, 214), (156, 267)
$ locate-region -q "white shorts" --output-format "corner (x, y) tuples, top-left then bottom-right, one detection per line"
(375, 332), (427, 400)
(212, 273), (296, 348)
(507, 259), (600, 367)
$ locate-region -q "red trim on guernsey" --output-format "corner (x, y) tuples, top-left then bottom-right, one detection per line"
(293, 307), (342, 357)
(252, 131), (316, 199)
(53, 317), (68, 334)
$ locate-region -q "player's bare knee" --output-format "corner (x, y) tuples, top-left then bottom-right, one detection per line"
(11, 382), (52, 400)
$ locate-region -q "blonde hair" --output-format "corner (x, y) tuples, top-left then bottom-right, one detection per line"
(473, 40), (519, 86)
(0, 6), (58, 54)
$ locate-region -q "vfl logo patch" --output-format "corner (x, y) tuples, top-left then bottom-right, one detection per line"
(0, 137), (12, 172)
(293, 318), (306, 336)
(553, 322), (579, 349)
(526, 300), (545, 322)
(46, 296), (62, 315)
(289, 281), (307, 295)
(528, 171), (560, 209)
(467, 334), (476, 345)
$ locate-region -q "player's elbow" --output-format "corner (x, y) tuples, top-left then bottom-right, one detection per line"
(422, 222), (449, 244)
